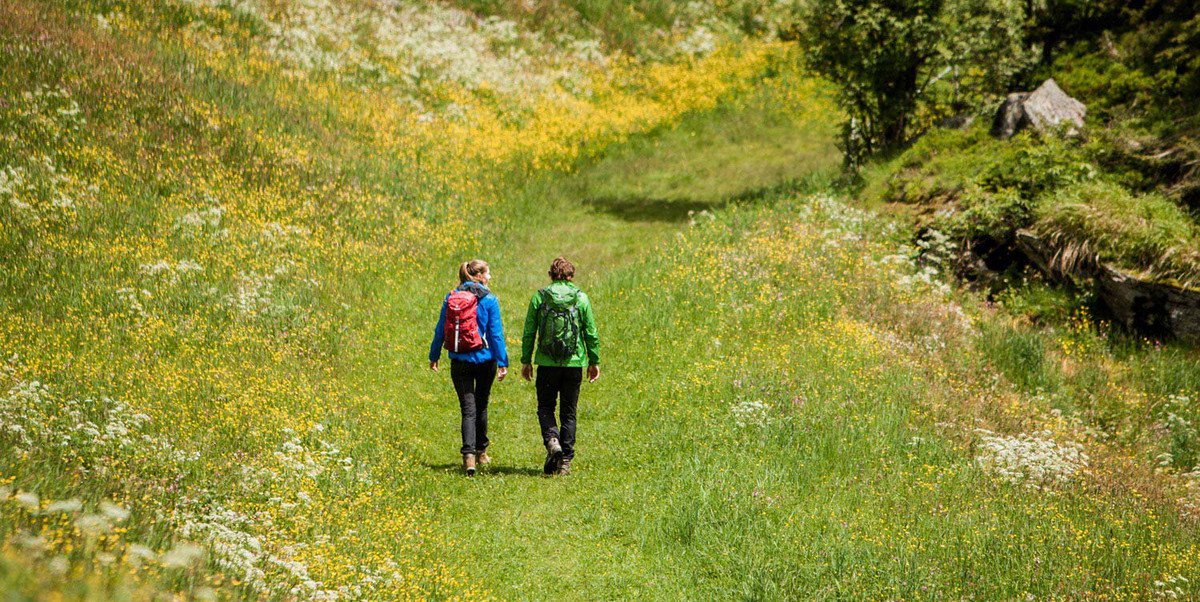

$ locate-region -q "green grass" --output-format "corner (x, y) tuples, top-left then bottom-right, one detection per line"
(1036, 179), (1200, 284)
(5, 1), (1200, 599)
(340, 78), (847, 598)
(859, 120), (1200, 288)
(566, 82), (839, 219)
(346, 94), (1200, 598)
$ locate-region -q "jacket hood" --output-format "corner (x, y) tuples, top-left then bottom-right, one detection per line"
(542, 281), (579, 308)
(457, 281), (490, 299)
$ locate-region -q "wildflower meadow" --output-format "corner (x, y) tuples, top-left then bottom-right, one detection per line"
(2, 0), (1199, 600)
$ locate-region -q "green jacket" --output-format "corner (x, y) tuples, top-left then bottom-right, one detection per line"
(520, 280), (600, 367)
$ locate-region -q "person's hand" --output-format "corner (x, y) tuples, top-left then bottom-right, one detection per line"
(497, 366), (508, 381)
(587, 365), (600, 383)
(521, 364), (533, 381)
(429, 361), (439, 372)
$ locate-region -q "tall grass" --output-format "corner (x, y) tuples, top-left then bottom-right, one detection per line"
(0, 0), (790, 597)
(1036, 179), (1200, 284)
(4, 0), (1200, 599)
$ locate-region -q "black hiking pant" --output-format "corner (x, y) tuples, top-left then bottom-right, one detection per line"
(450, 359), (496, 456)
(536, 365), (583, 460)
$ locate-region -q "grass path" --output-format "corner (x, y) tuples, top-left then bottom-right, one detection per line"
(363, 180), (736, 600)
(346, 97), (841, 599)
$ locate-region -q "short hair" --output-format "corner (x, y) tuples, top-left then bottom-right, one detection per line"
(548, 256), (575, 281)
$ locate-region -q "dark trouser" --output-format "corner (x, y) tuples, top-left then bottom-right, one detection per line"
(536, 365), (582, 460)
(450, 359), (496, 455)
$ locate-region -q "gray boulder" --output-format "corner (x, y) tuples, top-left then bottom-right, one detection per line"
(991, 93), (1029, 139)
(991, 79), (1086, 139)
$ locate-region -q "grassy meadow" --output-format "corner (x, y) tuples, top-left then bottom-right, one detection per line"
(2, 0), (1200, 600)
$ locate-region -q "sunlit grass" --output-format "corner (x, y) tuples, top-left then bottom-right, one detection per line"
(2, 0), (1199, 599)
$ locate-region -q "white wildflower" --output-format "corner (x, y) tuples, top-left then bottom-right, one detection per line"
(1153, 574), (1189, 599)
(127, 543), (157, 566)
(44, 498), (83, 514)
(175, 205), (225, 238)
(259, 221), (310, 247)
(51, 193), (75, 209)
(160, 542), (206, 569)
(115, 287), (150, 318)
(732, 399), (770, 428)
(676, 25), (718, 56)
(14, 533), (47, 552)
(75, 513), (112, 535)
(99, 500), (130, 522)
(141, 259), (204, 283)
(46, 556), (70, 575)
(975, 429), (1088, 490)
(233, 271), (276, 315)
(14, 491), (39, 512)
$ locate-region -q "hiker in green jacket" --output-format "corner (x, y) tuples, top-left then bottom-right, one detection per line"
(520, 256), (600, 476)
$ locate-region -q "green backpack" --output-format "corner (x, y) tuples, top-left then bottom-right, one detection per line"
(537, 286), (581, 363)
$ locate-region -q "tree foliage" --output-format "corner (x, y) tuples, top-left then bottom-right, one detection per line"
(799, 0), (1029, 167)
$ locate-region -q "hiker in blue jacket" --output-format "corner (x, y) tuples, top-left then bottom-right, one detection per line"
(430, 259), (508, 476)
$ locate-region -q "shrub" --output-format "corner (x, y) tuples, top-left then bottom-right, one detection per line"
(1034, 179), (1200, 284)
(1052, 45), (1158, 118)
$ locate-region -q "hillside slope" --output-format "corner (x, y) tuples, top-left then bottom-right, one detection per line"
(0, 0), (785, 597)
(2, 1), (1199, 600)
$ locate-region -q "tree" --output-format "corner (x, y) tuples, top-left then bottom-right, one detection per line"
(799, 0), (1029, 167)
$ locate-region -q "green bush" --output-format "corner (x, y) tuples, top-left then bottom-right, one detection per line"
(993, 280), (1089, 324)
(862, 125), (1104, 244)
(1052, 46), (1158, 118)
(1034, 179), (1200, 283)
(943, 186), (1032, 241)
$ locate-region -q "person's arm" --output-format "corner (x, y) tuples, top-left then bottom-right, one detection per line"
(580, 292), (600, 367)
(429, 297), (448, 368)
(486, 296), (509, 368)
(520, 291), (541, 380)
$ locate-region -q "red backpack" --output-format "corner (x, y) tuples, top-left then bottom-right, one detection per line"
(443, 289), (485, 353)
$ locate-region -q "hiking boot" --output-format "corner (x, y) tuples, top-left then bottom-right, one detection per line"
(556, 458), (572, 476)
(477, 450), (491, 465)
(543, 437), (563, 475)
(463, 453), (476, 476)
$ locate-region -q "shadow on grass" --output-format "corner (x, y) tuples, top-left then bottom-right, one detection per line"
(423, 462), (545, 477)
(583, 196), (724, 222)
(582, 178), (826, 223)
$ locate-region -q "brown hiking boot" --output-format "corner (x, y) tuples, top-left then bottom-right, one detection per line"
(556, 458), (572, 476)
(477, 451), (491, 465)
(463, 453), (476, 476)
(543, 437), (563, 475)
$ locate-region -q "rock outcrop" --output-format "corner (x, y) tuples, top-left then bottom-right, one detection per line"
(1095, 265), (1200, 343)
(992, 79), (1086, 139)
(1014, 229), (1200, 344)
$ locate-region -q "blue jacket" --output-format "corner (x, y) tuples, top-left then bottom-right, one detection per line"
(429, 282), (509, 367)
